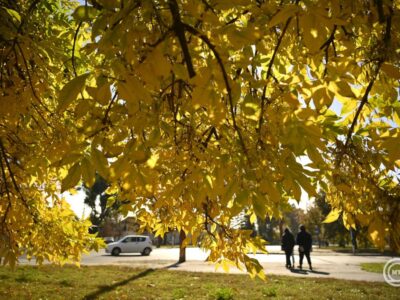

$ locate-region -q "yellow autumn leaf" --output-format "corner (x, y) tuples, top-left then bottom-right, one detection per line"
(146, 152), (159, 169)
(329, 81), (356, 99)
(368, 217), (386, 249)
(97, 83), (112, 105)
(381, 63), (400, 79)
(58, 73), (89, 112)
(61, 162), (81, 192)
(268, 5), (299, 28)
(340, 99), (358, 115)
(342, 212), (356, 230)
(81, 157), (95, 187)
(260, 179), (281, 201)
(250, 212), (257, 224)
(91, 147), (109, 178)
(323, 209), (341, 223)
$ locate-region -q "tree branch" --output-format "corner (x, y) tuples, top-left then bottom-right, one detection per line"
(72, 21), (82, 77)
(0, 139), (38, 223)
(183, 23), (248, 156)
(337, 4), (392, 165)
(257, 2), (299, 136)
(0, 140), (12, 225)
(320, 25), (337, 77)
(169, 0), (196, 78)
(338, 62), (382, 165)
(201, 126), (219, 149)
(102, 92), (118, 125)
(204, 197), (233, 239)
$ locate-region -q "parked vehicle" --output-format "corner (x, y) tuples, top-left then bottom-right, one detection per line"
(103, 237), (114, 244)
(106, 235), (153, 256)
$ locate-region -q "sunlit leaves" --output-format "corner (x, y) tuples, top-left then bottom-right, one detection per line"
(61, 162), (81, 192)
(381, 63), (400, 80)
(81, 157), (96, 187)
(91, 147), (109, 178)
(0, 0), (103, 268)
(72, 5), (98, 22)
(58, 73), (90, 112)
(323, 209), (341, 224)
(368, 217), (387, 250)
(268, 5), (299, 28)
(3, 7), (21, 25)
(1, 0), (400, 271)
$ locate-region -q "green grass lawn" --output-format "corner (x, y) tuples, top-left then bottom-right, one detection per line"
(0, 265), (397, 300)
(326, 247), (398, 256)
(361, 262), (400, 275)
(360, 263), (385, 273)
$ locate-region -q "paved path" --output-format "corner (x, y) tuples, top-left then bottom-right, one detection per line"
(63, 246), (396, 282)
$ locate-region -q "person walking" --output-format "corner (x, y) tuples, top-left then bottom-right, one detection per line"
(296, 225), (313, 270)
(281, 228), (295, 269)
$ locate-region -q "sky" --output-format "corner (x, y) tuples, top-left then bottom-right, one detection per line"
(65, 190), (91, 218)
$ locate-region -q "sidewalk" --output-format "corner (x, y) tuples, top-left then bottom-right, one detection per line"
(76, 247), (393, 283)
(162, 260), (385, 282)
(18, 247), (394, 283)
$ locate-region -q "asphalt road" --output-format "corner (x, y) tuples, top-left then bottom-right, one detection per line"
(68, 245), (394, 282)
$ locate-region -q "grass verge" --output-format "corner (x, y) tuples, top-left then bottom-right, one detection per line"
(360, 263), (385, 273)
(0, 265), (397, 299)
(327, 247), (397, 256)
(361, 262), (400, 275)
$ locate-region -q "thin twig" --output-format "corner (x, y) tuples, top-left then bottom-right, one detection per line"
(0, 141), (12, 225)
(257, 0), (300, 136)
(102, 92), (118, 125)
(72, 21), (82, 77)
(203, 198), (233, 240)
(339, 5), (392, 164)
(183, 23), (248, 156)
(257, 86), (267, 135)
(338, 63), (382, 166)
(0, 140), (27, 208)
(15, 42), (51, 113)
(320, 25), (337, 77)
(201, 126), (219, 149)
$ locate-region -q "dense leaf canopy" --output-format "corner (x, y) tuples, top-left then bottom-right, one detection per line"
(1, 0), (399, 276)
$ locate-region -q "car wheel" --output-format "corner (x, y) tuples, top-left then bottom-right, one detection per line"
(111, 247), (121, 256)
(142, 247), (151, 256)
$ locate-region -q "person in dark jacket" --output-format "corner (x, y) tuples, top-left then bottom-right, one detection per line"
(281, 228), (295, 268)
(296, 225), (312, 270)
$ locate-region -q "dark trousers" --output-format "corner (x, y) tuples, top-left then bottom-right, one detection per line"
(299, 251), (311, 267)
(285, 250), (293, 266)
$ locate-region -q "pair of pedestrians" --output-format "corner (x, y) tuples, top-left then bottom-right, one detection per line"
(281, 225), (312, 270)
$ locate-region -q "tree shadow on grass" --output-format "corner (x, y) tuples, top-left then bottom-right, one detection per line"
(83, 261), (185, 299)
(289, 268), (308, 275)
(289, 268), (330, 276)
(101, 254), (142, 257)
(164, 261), (182, 269)
(309, 270), (330, 275)
(84, 268), (155, 300)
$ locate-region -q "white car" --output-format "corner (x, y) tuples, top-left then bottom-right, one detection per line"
(106, 235), (153, 256)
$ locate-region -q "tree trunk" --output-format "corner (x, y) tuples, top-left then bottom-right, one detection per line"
(156, 236), (163, 248)
(257, 216), (269, 241)
(178, 229), (186, 263)
(350, 228), (358, 254)
(278, 219), (284, 238)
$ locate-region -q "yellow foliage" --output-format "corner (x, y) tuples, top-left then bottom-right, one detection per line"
(1, 0), (400, 273)
(323, 209), (341, 224)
